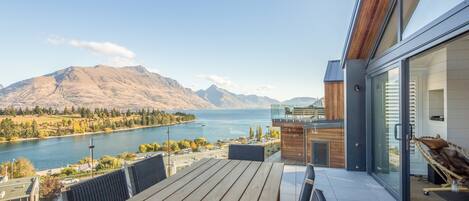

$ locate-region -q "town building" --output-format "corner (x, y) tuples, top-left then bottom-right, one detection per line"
(272, 60), (345, 168)
(0, 176), (39, 201)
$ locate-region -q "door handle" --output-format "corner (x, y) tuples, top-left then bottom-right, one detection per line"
(394, 123), (402, 140)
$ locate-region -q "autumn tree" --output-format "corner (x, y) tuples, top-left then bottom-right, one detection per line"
(40, 176), (63, 201)
(0, 158), (36, 178)
(138, 144), (148, 153)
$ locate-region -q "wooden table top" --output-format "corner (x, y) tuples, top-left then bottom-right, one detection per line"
(128, 158), (284, 201)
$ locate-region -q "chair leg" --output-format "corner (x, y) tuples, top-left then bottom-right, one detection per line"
(423, 186), (469, 196)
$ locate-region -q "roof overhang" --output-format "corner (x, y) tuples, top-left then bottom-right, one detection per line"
(341, 0), (392, 68)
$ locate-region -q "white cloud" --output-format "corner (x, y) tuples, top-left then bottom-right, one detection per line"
(196, 74), (238, 88)
(47, 35), (137, 66)
(68, 40), (135, 59)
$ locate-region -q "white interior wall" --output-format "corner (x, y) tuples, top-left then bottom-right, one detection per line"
(421, 48), (448, 139)
(446, 39), (469, 148)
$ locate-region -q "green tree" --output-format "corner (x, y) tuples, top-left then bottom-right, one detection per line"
(249, 127), (254, 139)
(256, 126), (263, 141)
(96, 155), (122, 171)
(194, 137), (207, 146)
(60, 167), (78, 176)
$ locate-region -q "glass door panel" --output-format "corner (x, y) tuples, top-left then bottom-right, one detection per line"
(371, 67), (401, 195)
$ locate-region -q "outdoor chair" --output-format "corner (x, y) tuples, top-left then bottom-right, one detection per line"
(310, 189), (326, 201)
(228, 144), (265, 161)
(126, 154), (167, 194)
(299, 163), (316, 201)
(413, 135), (469, 195)
(62, 169), (129, 201)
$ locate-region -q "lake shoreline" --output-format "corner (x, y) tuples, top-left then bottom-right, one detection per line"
(0, 120), (195, 144)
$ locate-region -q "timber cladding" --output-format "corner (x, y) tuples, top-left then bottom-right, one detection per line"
(346, 0), (390, 59)
(324, 82), (344, 120)
(306, 128), (345, 168)
(273, 121), (305, 162)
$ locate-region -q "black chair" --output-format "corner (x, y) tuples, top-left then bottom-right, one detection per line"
(298, 164), (316, 201)
(228, 144), (264, 161)
(62, 169), (129, 201)
(126, 154), (167, 194)
(310, 189), (326, 201)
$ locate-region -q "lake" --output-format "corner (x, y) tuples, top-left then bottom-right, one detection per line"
(0, 109), (271, 170)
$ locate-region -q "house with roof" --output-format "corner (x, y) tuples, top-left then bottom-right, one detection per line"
(0, 176), (39, 201)
(272, 60), (345, 168)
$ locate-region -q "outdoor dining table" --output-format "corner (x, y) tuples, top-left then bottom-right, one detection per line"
(128, 158), (284, 201)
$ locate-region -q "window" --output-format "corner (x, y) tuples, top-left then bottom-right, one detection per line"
(311, 141), (329, 167)
(402, 0), (464, 39)
(374, 7), (399, 58)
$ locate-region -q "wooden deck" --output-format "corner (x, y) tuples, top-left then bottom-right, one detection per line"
(128, 158), (284, 201)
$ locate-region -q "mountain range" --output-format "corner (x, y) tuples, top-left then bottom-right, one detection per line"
(196, 85), (279, 109)
(0, 65), (321, 110)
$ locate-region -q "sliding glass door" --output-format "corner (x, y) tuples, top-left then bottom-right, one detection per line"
(371, 65), (402, 197)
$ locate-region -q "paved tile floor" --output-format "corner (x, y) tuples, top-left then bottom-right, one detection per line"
(281, 165), (397, 201)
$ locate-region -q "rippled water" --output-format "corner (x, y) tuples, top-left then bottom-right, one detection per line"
(0, 109), (271, 170)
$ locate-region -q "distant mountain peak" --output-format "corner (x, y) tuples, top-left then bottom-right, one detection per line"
(196, 85), (279, 109)
(281, 97), (321, 106)
(0, 65), (214, 110)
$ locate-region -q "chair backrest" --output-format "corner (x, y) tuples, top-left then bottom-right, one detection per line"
(126, 154), (167, 194)
(310, 189), (326, 201)
(305, 164), (315, 180)
(228, 144), (264, 161)
(298, 164), (315, 201)
(62, 169), (129, 201)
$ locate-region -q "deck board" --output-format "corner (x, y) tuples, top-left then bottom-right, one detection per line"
(258, 163), (284, 201)
(220, 161), (262, 201)
(183, 160), (241, 201)
(200, 161), (252, 201)
(239, 162), (273, 201)
(164, 160), (231, 201)
(128, 158), (210, 201)
(130, 159), (283, 201)
(146, 159), (220, 201)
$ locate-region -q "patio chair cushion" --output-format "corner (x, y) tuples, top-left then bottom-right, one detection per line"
(420, 138), (448, 150)
(228, 144), (264, 161)
(126, 154), (167, 194)
(63, 169), (129, 201)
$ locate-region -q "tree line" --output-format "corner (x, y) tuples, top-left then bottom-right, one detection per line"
(0, 106), (196, 141)
(248, 126), (280, 141)
(138, 137), (212, 153)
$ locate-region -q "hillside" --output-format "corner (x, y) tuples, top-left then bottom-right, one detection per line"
(196, 85), (279, 109)
(0, 65), (214, 110)
(281, 97), (318, 106)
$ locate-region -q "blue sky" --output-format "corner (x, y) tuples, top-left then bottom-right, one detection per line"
(0, 0), (355, 101)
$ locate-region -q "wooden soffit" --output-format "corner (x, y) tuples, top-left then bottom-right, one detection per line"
(346, 0), (391, 60)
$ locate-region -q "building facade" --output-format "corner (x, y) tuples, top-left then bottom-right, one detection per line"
(342, 0), (469, 200)
(273, 60), (345, 168)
